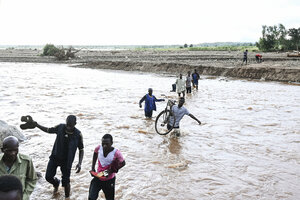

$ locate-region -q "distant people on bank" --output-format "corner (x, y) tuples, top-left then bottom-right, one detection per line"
(255, 54), (263, 63)
(242, 49), (248, 65)
(139, 88), (165, 118)
(168, 97), (201, 136)
(176, 74), (186, 97)
(29, 115), (84, 199)
(192, 69), (200, 90)
(186, 71), (192, 94)
(0, 175), (23, 200)
(88, 134), (126, 200)
(0, 136), (37, 200)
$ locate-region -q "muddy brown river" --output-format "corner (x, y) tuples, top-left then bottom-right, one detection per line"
(0, 62), (299, 200)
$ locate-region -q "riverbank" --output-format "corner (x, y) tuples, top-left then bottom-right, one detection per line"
(0, 48), (299, 82)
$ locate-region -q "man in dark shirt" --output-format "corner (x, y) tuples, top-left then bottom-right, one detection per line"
(242, 49), (248, 65)
(35, 115), (84, 199)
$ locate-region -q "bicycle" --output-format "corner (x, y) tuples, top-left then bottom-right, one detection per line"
(155, 96), (176, 135)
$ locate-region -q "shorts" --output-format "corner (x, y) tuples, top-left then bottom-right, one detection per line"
(167, 124), (179, 130)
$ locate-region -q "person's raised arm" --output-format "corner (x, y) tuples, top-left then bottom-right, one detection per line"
(36, 123), (58, 134)
(36, 123), (49, 133)
(154, 96), (165, 102)
(188, 114), (201, 125)
(139, 95), (146, 108)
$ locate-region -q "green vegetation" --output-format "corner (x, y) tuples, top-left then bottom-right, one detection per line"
(256, 24), (300, 52)
(42, 44), (60, 56)
(41, 44), (80, 60)
(133, 42), (257, 52)
(188, 46), (258, 52)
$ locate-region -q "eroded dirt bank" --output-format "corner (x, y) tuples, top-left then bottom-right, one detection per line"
(79, 60), (300, 82)
(1, 49), (299, 82)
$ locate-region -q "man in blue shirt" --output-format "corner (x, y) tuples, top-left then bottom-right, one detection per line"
(192, 69), (200, 90)
(139, 88), (165, 118)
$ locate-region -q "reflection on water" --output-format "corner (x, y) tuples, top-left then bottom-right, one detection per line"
(0, 62), (300, 200)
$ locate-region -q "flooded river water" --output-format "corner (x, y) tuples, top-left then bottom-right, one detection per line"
(0, 62), (299, 200)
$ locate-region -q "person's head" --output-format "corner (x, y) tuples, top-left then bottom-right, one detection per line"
(0, 175), (23, 200)
(66, 115), (76, 132)
(102, 134), (113, 152)
(148, 88), (153, 96)
(187, 71), (191, 76)
(194, 69), (197, 73)
(178, 97), (185, 107)
(1, 136), (19, 163)
(246, 49), (248, 52)
(179, 74), (182, 79)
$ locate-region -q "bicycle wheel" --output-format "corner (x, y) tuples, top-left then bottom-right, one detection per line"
(155, 109), (176, 135)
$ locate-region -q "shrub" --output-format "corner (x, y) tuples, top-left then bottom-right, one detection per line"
(42, 44), (60, 56)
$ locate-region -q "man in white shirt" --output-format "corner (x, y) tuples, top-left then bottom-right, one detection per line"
(176, 74), (186, 97)
(168, 97), (201, 134)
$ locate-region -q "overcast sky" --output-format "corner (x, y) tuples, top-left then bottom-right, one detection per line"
(0, 0), (299, 45)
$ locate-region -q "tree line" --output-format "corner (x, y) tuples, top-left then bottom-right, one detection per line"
(256, 24), (300, 52)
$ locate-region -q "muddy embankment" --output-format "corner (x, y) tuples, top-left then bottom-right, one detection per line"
(1, 49), (299, 82)
(79, 60), (300, 82)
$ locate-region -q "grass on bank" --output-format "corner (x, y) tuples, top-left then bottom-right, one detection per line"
(134, 46), (259, 52)
(188, 46), (258, 52)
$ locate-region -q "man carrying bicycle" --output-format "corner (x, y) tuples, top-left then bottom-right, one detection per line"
(168, 98), (201, 135)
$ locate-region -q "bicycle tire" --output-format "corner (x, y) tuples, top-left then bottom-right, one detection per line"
(155, 109), (176, 135)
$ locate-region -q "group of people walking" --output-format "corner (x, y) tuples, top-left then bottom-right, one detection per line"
(139, 70), (202, 136)
(174, 69), (200, 97)
(0, 115), (125, 200)
(0, 70), (202, 200)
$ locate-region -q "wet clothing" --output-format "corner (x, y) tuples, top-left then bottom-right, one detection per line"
(88, 145), (124, 200)
(167, 124), (179, 130)
(186, 75), (192, 87)
(0, 153), (37, 200)
(145, 110), (153, 118)
(169, 105), (190, 127)
(192, 72), (200, 86)
(186, 87), (192, 93)
(89, 177), (115, 200)
(176, 78), (185, 93)
(46, 158), (71, 186)
(47, 124), (84, 168)
(46, 124), (84, 186)
(140, 94), (164, 117)
(186, 75), (192, 93)
(94, 145), (124, 181)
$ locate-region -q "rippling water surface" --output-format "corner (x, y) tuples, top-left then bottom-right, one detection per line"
(0, 62), (299, 200)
